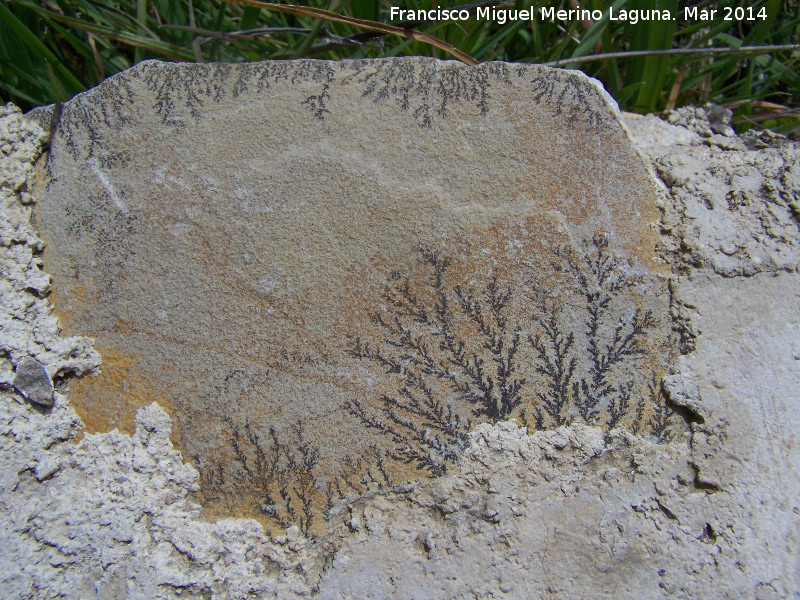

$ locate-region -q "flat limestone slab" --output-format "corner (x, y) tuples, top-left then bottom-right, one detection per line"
(28, 58), (675, 533)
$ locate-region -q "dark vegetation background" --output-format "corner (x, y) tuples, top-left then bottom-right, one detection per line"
(1, 0), (798, 132)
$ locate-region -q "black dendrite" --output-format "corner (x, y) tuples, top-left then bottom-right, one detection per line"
(225, 419), (345, 536)
(530, 305), (576, 427)
(221, 235), (672, 536)
(349, 246), (528, 475)
(351, 238), (666, 474)
(547, 234), (655, 428)
(351, 236), (668, 480)
(226, 417), (293, 529)
(646, 379), (677, 442)
(346, 377), (471, 477)
(454, 274), (525, 420)
(325, 446), (393, 514)
(287, 438), (319, 536)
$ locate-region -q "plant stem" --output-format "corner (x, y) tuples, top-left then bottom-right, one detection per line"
(542, 44), (800, 67)
(135, 0), (147, 64)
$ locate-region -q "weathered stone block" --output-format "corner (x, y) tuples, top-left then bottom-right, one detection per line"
(27, 58), (675, 533)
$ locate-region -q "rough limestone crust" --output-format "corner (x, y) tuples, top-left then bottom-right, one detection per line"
(1, 396), (319, 599)
(1, 96), (799, 599)
(0, 105), (100, 392)
(627, 112), (800, 278)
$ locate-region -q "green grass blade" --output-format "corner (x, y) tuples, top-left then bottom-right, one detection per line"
(14, 2), (196, 61)
(571, 0), (628, 59)
(350, 0), (377, 21)
(241, 6), (260, 29)
(629, 0), (677, 113)
(0, 2), (84, 95)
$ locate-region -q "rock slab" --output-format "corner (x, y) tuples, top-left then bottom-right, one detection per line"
(27, 59), (673, 531)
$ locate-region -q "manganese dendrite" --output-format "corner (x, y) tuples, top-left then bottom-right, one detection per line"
(211, 231), (678, 537)
(205, 413), (390, 537)
(349, 233), (678, 477)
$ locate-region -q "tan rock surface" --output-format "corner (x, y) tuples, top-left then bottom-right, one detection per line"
(26, 59), (674, 531)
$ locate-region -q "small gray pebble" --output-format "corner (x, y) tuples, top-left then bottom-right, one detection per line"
(13, 357), (54, 406)
(704, 103), (734, 137)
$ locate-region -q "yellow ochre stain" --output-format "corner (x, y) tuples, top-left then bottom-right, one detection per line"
(68, 344), (178, 438)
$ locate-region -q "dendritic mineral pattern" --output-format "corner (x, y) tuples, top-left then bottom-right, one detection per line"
(26, 58), (671, 534)
(3, 70), (800, 599)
